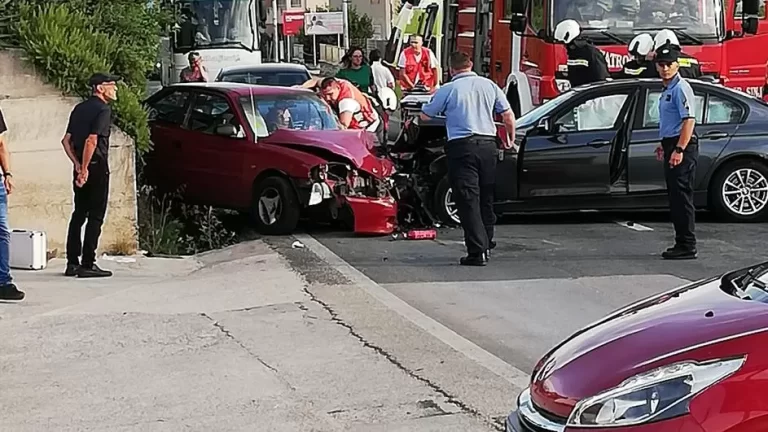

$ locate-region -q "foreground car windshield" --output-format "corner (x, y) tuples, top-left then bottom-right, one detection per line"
(222, 71), (309, 87)
(239, 94), (340, 137)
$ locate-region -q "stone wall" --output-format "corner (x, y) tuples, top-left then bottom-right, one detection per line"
(0, 49), (138, 256)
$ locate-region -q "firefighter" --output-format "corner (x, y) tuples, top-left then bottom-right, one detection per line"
(318, 77), (386, 146)
(553, 19), (610, 88)
(618, 33), (659, 79)
(653, 29), (702, 79)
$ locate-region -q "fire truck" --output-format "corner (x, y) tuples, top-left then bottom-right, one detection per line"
(386, 0), (766, 116)
(157, 0), (268, 86)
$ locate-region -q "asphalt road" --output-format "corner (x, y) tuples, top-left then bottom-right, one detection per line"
(306, 211), (768, 375)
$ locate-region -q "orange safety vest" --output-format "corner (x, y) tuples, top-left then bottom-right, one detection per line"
(402, 47), (436, 88)
(336, 79), (378, 129)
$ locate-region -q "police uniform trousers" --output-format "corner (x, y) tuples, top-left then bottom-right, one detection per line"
(66, 158), (110, 267)
(445, 134), (498, 256)
(661, 136), (699, 250)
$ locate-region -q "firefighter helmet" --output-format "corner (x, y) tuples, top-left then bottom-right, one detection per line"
(554, 19), (581, 44)
(628, 33), (654, 57)
(654, 29), (680, 50)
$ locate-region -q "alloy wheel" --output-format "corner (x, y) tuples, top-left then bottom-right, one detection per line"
(444, 188), (461, 224)
(258, 187), (283, 225)
(722, 168), (768, 216)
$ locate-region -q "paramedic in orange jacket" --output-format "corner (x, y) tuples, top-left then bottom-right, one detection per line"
(318, 77), (386, 146)
(397, 35), (439, 92)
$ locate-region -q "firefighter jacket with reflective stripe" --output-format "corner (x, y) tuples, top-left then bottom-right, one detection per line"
(565, 39), (610, 88)
(677, 52), (702, 79)
(618, 59), (660, 79)
(336, 79), (378, 130)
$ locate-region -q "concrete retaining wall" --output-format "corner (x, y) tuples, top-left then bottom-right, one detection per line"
(0, 49), (138, 256)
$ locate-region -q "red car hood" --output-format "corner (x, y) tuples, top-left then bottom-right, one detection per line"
(262, 129), (395, 178)
(530, 277), (768, 418)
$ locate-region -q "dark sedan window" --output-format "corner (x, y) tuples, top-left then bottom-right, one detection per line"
(148, 90), (190, 125)
(705, 94), (744, 124)
(554, 94), (629, 132)
(220, 71), (311, 87)
(643, 91), (705, 128)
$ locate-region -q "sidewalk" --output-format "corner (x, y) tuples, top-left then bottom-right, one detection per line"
(0, 241), (493, 431)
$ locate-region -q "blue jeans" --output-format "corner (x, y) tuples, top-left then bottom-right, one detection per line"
(0, 181), (12, 285)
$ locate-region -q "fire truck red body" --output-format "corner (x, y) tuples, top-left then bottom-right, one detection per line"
(445, 0), (767, 115)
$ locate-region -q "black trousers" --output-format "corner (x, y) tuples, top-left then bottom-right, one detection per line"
(662, 136), (698, 250)
(445, 135), (498, 256)
(66, 161), (110, 267)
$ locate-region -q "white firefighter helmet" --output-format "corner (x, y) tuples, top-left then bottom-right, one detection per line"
(378, 86), (398, 111)
(554, 19), (581, 44)
(628, 33), (654, 57)
(654, 29), (680, 50)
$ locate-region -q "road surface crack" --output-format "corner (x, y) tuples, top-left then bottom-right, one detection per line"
(199, 312), (297, 391)
(301, 286), (504, 431)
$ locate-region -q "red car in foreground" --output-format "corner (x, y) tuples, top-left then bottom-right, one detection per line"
(143, 82), (396, 235)
(507, 261), (768, 432)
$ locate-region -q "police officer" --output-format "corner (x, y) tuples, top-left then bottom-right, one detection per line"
(653, 30), (702, 79)
(420, 52), (516, 266)
(618, 33), (659, 79)
(554, 19), (610, 88)
(60, 73), (119, 278)
(0, 107), (23, 300)
(654, 45), (699, 259)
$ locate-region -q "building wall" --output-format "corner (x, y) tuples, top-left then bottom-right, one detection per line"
(0, 49), (138, 257)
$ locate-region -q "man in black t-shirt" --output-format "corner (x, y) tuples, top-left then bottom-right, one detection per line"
(61, 73), (120, 278)
(0, 108), (24, 300)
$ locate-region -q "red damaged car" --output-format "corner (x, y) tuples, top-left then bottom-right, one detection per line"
(142, 82), (397, 235)
(507, 261), (768, 432)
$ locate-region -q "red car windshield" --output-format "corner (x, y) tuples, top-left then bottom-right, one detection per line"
(552, 0), (721, 41)
(239, 94), (340, 137)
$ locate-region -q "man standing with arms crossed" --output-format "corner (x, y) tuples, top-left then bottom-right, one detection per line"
(655, 45), (699, 260)
(0, 107), (24, 300)
(61, 73), (119, 278)
(420, 52), (516, 266)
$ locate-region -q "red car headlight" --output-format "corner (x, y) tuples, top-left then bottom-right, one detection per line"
(568, 357), (746, 428)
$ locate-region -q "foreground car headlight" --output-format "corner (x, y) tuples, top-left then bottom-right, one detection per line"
(567, 357), (745, 427)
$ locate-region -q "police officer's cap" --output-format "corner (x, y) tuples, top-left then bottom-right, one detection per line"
(654, 45), (680, 63)
(89, 73), (121, 86)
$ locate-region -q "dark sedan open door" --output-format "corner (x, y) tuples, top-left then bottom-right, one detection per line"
(517, 89), (635, 198)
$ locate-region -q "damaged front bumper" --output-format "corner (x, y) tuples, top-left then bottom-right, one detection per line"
(308, 163), (398, 235)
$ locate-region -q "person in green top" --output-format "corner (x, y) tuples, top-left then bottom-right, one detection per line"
(335, 47), (376, 95)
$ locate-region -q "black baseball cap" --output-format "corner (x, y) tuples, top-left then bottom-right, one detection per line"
(654, 45), (680, 64)
(89, 73), (121, 86)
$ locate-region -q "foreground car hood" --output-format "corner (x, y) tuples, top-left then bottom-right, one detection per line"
(530, 278), (768, 418)
(263, 129), (394, 178)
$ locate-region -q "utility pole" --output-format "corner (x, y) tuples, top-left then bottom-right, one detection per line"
(342, 0), (350, 50)
(272, 0), (279, 61)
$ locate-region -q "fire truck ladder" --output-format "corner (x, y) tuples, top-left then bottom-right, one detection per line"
(442, 0), (491, 76)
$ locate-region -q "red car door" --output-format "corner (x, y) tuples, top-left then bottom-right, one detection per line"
(145, 89), (193, 194)
(176, 90), (250, 208)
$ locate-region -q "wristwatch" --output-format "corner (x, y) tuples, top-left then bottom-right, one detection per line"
(3, 172), (11, 178)
(674, 146), (685, 154)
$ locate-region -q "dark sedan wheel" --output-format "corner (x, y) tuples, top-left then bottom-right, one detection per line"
(251, 176), (300, 234)
(434, 176), (461, 226)
(711, 159), (768, 222)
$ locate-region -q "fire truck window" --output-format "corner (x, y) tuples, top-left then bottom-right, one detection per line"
(705, 95), (743, 124)
(505, 0), (544, 28)
(735, 0), (766, 18)
(643, 90), (704, 128)
(555, 94), (629, 132)
(149, 90), (190, 125)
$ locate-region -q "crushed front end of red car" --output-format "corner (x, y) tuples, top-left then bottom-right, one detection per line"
(307, 161), (397, 235)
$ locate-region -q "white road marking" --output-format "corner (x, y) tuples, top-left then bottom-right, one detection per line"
(615, 221), (654, 232)
(295, 233), (532, 390)
(541, 239), (561, 246)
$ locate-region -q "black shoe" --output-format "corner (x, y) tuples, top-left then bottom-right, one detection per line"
(487, 241), (497, 258)
(662, 248), (697, 260)
(0, 283), (24, 301)
(460, 253), (488, 266)
(77, 264), (112, 278)
(65, 263), (80, 277)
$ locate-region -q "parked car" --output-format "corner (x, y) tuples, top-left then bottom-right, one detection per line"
(401, 78), (768, 224)
(506, 260), (768, 431)
(214, 63), (312, 87)
(142, 82), (397, 235)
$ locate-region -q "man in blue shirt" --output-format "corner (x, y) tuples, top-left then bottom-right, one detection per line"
(420, 52), (516, 266)
(655, 45), (699, 260)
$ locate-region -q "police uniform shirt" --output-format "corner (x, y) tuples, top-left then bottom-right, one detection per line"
(566, 40), (610, 87)
(659, 74), (696, 139)
(619, 59), (659, 79)
(676, 52), (702, 79)
(66, 96), (112, 164)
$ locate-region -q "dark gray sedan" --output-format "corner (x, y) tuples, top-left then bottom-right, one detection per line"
(214, 63), (311, 87)
(429, 78), (768, 224)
